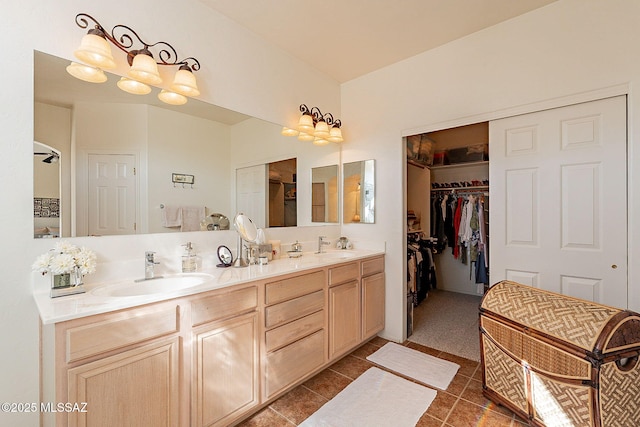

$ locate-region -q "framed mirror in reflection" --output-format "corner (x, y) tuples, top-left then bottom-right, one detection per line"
(343, 160), (375, 224)
(33, 51), (339, 238)
(311, 165), (339, 223)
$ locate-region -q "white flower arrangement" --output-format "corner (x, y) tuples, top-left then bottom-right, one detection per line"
(32, 240), (97, 276)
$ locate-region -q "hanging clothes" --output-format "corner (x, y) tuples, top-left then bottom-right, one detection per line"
(444, 196), (455, 248)
(453, 197), (463, 258)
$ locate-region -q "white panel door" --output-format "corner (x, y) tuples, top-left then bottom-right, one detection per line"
(235, 164), (266, 229)
(87, 154), (137, 235)
(490, 96), (627, 308)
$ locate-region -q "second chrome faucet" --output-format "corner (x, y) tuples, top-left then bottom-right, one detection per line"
(317, 236), (330, 254)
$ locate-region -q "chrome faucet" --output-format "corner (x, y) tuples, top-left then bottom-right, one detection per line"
(317, 236), (330, 254)
(144, 251), (160, 280)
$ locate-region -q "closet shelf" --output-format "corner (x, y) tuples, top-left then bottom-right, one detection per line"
(430, 160), (488, 170)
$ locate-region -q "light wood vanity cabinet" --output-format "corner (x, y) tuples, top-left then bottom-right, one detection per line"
(46, 254), (384, 426)
(328, 255), (385, 361)
(55, 301), (182, 427)
(328, 263), (361, 359)
(263, 270), (326, 400)
(191, 286), (259, 427)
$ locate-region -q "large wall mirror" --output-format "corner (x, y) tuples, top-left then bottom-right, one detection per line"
(343, 160), (375, 224)
(34, 51), (340, 237)
(311, 165), (338, 223)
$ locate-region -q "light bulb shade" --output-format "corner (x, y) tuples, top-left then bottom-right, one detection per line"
(158, 90), (187, 105)
(313, 137), (330, 146)
(314, 120), (330, 139)
(74, 31), (116, 69)
(117, 77), (151, 95)
(297, 113), (315, 134)
(297, 132), (315, 142)
(281, 127), (299, 136)
(66, 62), (107, 83)
(128, 51), (162, 85)
(170, 68), (200, 97)
(327, 126), (344, 143)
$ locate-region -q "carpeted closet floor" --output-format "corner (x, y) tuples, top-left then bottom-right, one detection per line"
(408, 289), (482, 361)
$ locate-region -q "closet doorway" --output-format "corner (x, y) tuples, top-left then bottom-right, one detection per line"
(406, 122), (489, 361)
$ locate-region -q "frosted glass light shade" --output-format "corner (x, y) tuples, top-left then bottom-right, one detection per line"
(314, 120), (330, 139)
(297, 132), (315, 142)
(297, 114), (315, 134)
(313, 137), (330, 146)
(117, 77), (151, 95)
(74, 32), (116, 69)
(158, 90), (187, 105)
(281, 127), (299, 136)
(170, 68), (200, 97)
(327, 126), (344, 143)
(128, 52), (162, 85)
(66, 62), (107, 83)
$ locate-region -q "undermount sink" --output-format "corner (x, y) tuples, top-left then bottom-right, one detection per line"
(313, 250), (359, 259)
(90, 273), (214, 298)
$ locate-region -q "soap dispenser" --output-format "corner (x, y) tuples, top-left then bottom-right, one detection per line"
(181, 242), (199, 273)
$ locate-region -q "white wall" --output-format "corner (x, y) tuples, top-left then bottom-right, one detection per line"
(0, 0), (339, 425)
(342, 0), (640, 342)
(147, 106), (232, 233)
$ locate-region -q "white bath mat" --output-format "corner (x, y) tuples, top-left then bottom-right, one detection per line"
(299, 367), (436, 427)
(366, 342), (459, 390)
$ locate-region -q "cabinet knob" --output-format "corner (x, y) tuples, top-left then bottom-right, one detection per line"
(612, 264), (618, 269)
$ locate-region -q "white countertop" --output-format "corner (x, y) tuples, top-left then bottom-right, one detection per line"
(34, 249), (384, 324)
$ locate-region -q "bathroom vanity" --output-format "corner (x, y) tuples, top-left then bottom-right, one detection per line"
(37, 250), (384, 427)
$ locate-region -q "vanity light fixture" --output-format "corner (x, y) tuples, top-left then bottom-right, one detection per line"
(281, 104), (344, 144)
(68, 13), (201, 105)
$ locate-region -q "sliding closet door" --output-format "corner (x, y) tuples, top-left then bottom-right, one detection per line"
(489, 96), (627, 308)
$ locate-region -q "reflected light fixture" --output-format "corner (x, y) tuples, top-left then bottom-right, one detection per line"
(67, 13), (201, 105)
(281, 104), (344, 144)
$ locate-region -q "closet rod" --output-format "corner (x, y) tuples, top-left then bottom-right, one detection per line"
(432, 185), (489, 192)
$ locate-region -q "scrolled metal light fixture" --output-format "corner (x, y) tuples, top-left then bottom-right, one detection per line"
(67, 13), (201, 105)
(281, 104), (344, 144)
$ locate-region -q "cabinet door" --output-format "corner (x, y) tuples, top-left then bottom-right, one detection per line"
(67, 337), (180, 427)
(193, 312), (259, 427)
(362, 272), (385, 340)
(329, 280), (361, 360)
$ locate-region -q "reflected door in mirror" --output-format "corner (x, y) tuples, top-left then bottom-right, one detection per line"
(87, 153), (137, 235)
(236, 165), (267, 230)
(311, 165), (338, 223)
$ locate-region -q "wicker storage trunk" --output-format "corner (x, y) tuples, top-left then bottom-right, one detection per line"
(480, 281), (640, 427)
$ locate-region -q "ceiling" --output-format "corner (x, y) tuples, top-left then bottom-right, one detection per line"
(200, 0), (557, 83)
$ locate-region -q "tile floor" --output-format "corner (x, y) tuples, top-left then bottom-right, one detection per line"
(238, 337), (527, 427)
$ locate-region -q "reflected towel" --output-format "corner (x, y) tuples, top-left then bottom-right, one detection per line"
(161, 205), (182, 227)
(181, 206), (205, 231)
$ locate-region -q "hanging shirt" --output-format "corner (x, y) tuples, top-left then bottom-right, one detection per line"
(453, 197), (463, 258)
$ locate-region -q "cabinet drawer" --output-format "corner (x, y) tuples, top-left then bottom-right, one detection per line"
(265, 290), (324, 329)
(265, 330), (325, 398)
(265, 310), (324, 353)
(265, 271), (325, 305)
(361, 256), (384, 277)
(65, 305), (179, 363)
(191, 286), (257, 326)
(328, 262), (359, 286)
